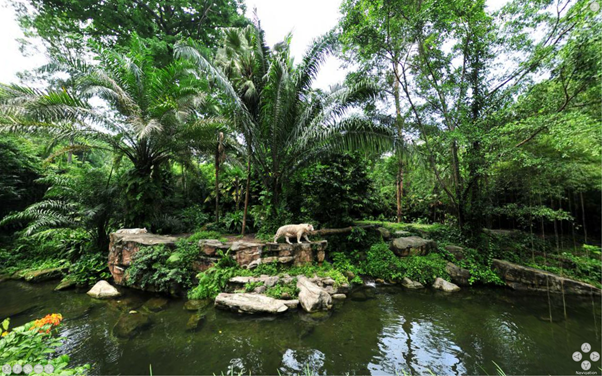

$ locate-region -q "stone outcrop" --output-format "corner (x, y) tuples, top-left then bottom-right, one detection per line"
(297, 276), (332, 312)
(390, 236), (436, 257)
(87, 280), (121, 299)
(445, 262), (471, 286)
(492, 259), (601, 296)
(109, 233), (180, 285)
(432, 277), (461, 292)
(54, 276), (77, 291)
(401, 277), (424, 289)
(214, 293), (289, 314)
(108, 231), (329, 290)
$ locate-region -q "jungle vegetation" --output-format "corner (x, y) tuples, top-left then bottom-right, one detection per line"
(0, 0), (600, 289)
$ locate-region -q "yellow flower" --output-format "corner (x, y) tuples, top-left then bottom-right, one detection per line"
(1, 331), (7, 337)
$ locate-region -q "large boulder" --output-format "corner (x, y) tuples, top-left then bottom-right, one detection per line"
(445, 245), (465, 261)
(87, 280), (121, 299)
(113, 311), (152, 338)
(432, 277), (461, 292)
(401, 277), (424, 289)
(214, 293), (288, 314)
(390, 236), (436, 257)
(445, 262), (471, 286)
(297, 276), (332, 312)
(492, 259), (601, 295)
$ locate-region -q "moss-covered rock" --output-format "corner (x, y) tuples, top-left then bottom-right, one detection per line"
(113, 311), (152, 339)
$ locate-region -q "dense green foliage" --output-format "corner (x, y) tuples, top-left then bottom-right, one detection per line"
(0, 0), (598, 302)
(0, 316), (90, 375)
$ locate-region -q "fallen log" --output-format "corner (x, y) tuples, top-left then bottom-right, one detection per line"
(309, 224), (377, 236)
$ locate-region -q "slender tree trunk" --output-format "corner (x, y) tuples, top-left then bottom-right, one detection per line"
(396, 161), (404, 223)
(580, 191), (588, 245)
(215, 132), (224, 224)
(235, 176), (240, 211)
(569, 191), (577, 251)
(241, 154), (251, 236)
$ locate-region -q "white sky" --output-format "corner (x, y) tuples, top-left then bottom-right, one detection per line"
(0, 0), (509, 89)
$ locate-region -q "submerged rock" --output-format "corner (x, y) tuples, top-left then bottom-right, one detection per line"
(332, 294), (347, 300)
(184, 299), (212, 311)
(214, 293), (288, 314)
(113, 311), (152, 339)
(143, 297), (169, 312)
(54, 276), (78, 291)
(349, 287), (377, 301)
(87, 280), (121, 299)
(186, 313), (205, 332)
(390, 236), (436, 257)
(432, 277), (461, 292)
(297, 276), (332, 312)
(401, 277), (425, 289)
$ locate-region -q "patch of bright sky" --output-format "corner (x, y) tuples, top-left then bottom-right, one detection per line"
(0, 0), (510, 88)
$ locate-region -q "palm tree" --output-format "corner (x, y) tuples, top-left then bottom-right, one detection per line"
(176, 24), (392, 232)
(0, 37), (224, 227)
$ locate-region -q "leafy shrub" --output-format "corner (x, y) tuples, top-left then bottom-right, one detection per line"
(265, 278), (300, 299)
(67, 253), (111, 287)
(361, 242), (404, 281)
(398, 254), (449, 285)
(187, 231), (227, 243)
(188, 251), (247, 300)
(125, 239), (200, 294)
(0, 316), (90, 375)
(177, 205), (210, 232)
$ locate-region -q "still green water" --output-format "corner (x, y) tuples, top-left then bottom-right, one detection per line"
(1, 280), (600, 375)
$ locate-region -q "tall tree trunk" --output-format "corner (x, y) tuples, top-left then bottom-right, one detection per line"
(241, 153), (251, 236)
(393, 65), (404, 224)
(215, 132), (224, 224)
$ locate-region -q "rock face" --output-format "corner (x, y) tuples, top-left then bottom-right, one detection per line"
(432, 277), (461, 292)
(186, 313), (205, 332)
(297, 276), (332, 312)
(492, 259), (601, 296)
(401, 277), (424, 289)
(108, 232), (180, 285)
(390, 236), (436, 257)
(445, 262), (471, 286)
(108, 231), (329, 290)
(214, 293), (289, 314)
(113, 312), (151, 338)
(87, 280), (121, 299)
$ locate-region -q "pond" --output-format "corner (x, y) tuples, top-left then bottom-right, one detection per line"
(1, 280), (600, 375)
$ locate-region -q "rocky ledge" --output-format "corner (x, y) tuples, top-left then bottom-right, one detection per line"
(492, 259), (601, 296)
(108, 232), (328, 289)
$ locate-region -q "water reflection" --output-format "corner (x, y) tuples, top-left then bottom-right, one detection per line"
(1, 280), (600, 375)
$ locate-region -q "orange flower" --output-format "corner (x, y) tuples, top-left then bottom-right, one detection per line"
(30, 313), (63, 333)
